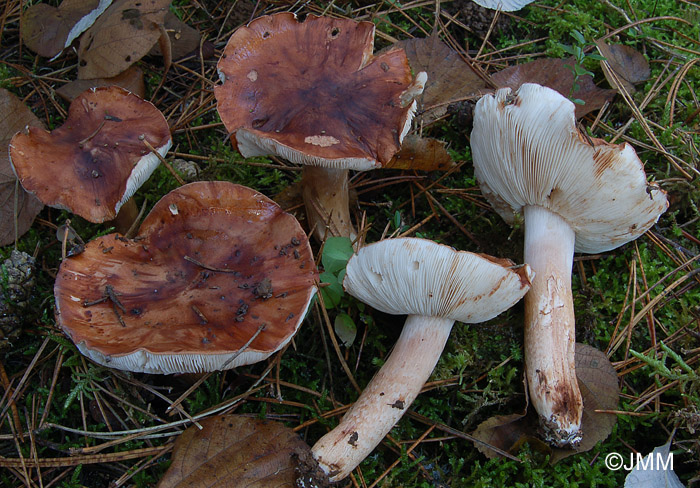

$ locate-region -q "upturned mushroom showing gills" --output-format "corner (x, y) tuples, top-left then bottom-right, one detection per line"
(9, 86), (171, 224)
(470, 83), (668, 447)
(215, 12), (426, 243)
(310, 237), (532, 481)
(54, 181), (317, 374)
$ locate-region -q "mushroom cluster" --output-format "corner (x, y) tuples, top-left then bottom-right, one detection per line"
(1, 7), (679, 486)
(470, 83), (668, 446)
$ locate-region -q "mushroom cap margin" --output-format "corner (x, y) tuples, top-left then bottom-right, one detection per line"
(342, 237), (531, 323)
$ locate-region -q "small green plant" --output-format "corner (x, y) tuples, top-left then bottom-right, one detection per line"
(631, 342), (699, 405)
(319, 236), (354, 309)
(62, 355), (109, 412)
(557, 30), (606, 104)
(319, 236), (357, 346)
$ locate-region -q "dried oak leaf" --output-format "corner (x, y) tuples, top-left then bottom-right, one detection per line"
(550, 343), (619, 462)
(391, 36), (489, 126)
(472, 344), (619, 461)
(157, 415), (322, 488)
(149, 11), (202, 61)
(595, 40), (650, 95)
(56, 66), (146, 101)
(78, 0), (170, 79)
(491, 58), (616, 118)
(21, 0), (111, 58)
(472, 411), (543, 459)
(0, 89), (44, 246)
(385, 135), (455, 171)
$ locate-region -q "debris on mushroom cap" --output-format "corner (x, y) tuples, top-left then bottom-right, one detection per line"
(342, 237), (532, 323)
(9, 86), (172, 223)
(54, 181), (318, 374)
(471, 83), (668, 253)
(215, 12), (426, 171)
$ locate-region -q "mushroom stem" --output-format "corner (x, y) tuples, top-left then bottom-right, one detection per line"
(312, 315), (453, 481)
(523, 204), (583, 447)
(302, 167), (357, 243)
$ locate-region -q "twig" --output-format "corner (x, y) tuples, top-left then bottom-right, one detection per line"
(83, 285), (128, 328)
(0, 360), (23, 439)
(141, 138), (185, 186)
(0, 445), (172, 468)
(184, 255), (239, 274)
(0, 337), (49, 421)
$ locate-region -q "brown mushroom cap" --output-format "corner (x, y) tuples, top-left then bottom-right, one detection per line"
(215, 13), (422, 171)
(9, 86), (171, 223)
(54, 181), (318, 374)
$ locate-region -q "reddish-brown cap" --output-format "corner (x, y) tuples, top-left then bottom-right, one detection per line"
(54, 181), (318, 374)
(9, 86), (171, 223)
(215, 13), (426, 171)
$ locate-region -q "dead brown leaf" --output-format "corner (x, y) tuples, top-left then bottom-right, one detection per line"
(550, 343), (619, 462)
(0, 89), (45, 246)
(78, 0), (170, 79)
(471, 344), (619, 460)
(491, 58), (616, 118)
(21, 0), (110, 58)
(56, 66), (146, 101)
(392, 36), (490, 126)
(595, 40), (650, 94)
(385, 135), (455, 171)
(149, 11), (202, 61)
(472, 411), (540, 459)
(157, 415), (319, 488)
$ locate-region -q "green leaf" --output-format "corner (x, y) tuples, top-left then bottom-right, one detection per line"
(321, 236), (354, 274)
(572, 98), (586, 105)
(574, 64), (593, 77)
(393, 210), (402, 229)
(571, 29), (585, 45)
(320, 281), (343, 309)
(319, 270), (338, 285)
(558, 43), (575, 55)
(334, 313), (357, 347)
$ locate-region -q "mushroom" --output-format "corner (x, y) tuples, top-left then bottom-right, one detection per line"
(470, 83), (668, 446)
(310, 237), (532, 481)
(9, 86), (171, 230)
(215, 12), (425, 243)
(54, 181), (317, 374)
